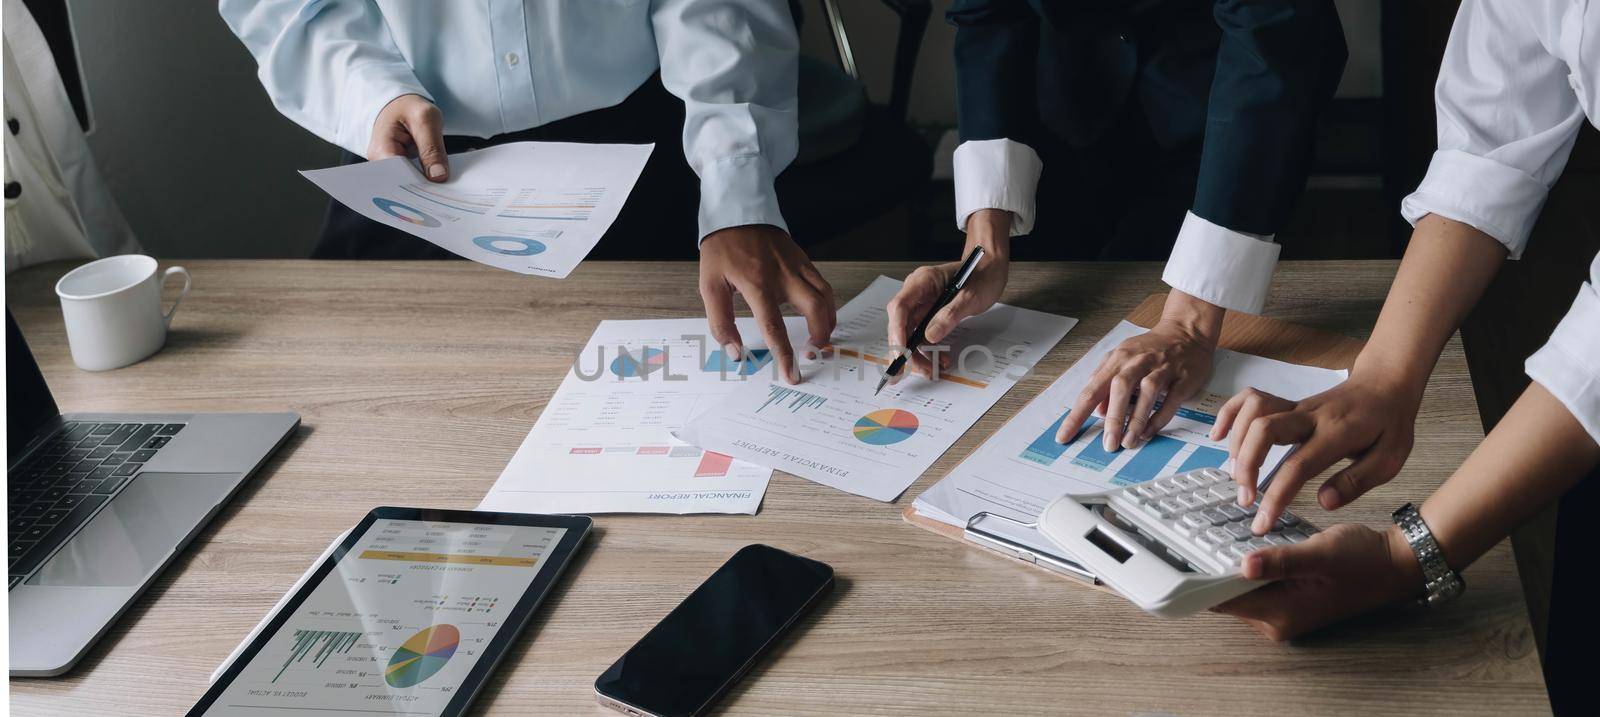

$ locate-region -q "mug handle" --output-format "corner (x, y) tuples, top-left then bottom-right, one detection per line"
(161, 266), (191, 329)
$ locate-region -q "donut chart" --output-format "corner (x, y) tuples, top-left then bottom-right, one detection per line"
(611, 347), (668, 378)
(473, 235), (547, 256)
(384, 624), (459, 688)
(372, 197), (442, 228)
(853, 409), (919, 446)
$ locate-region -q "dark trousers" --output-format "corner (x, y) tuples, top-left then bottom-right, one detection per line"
(1014, 100), (1202, 262)
(313, 75), (701, 261)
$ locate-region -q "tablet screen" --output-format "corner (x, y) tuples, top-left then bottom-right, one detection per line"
(201, 517), (567, 715)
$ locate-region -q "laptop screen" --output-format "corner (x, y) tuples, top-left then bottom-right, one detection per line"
(8, 311), (60, 462)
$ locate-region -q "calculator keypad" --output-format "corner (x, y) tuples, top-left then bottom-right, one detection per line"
(1116, 468), (1319, 574)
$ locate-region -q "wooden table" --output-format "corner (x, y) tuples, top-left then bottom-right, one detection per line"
(7, 260), (1547, 715)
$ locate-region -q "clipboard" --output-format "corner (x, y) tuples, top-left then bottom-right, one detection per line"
(902, 292), (1364, 587)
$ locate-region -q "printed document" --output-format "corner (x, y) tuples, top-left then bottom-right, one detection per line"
(913, 321), (1346, 554)
(678, 276), (1077, 502)
(478, 318), (809, 515)
(302, 142), (652, 278)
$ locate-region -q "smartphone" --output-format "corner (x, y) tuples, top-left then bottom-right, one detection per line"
(594, 544), (835, 717)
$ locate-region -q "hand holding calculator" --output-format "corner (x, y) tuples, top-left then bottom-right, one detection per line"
(1038, 467), (1320, 617)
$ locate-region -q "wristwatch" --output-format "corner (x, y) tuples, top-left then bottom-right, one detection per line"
(1392, 503), (1464, 607)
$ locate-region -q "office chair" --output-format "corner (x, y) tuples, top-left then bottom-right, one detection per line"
(778, 0), (934, 253)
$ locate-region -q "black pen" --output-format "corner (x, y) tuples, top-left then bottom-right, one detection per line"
(875, 246), (986, 395)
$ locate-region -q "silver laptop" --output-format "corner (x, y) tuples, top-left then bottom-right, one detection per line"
(7, 311), (299, 676)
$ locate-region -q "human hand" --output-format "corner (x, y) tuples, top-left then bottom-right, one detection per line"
(368, 94), (448, 182)
(1212, 377), (1421, 535)
(884, 210), (1011, 380)
(1055, 291), (1222, 450)
(1214, 524), (1421, 641)
(699, 225), (835, 384)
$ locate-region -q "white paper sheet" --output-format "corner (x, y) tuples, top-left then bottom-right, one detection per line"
(478, 318), (812, 515)
(677, 276), (1077, 502)
(912, 321), (1347, 556)
(302, 142), (652, 278)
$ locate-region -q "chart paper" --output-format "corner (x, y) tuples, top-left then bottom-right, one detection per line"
(912, 321), (1347, 555)
(302, 142), (652, 278)
(679, 276), (1077, 502)
(479, 318), (810, 515)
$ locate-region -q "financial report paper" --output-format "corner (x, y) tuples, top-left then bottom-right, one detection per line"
(302, 142), (652, 278)
(913, 320), (1347, 555)
(478, 317), (809, 515)
(678, 276), (1077, 502)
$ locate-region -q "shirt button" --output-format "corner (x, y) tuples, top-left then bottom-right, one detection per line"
(505, 52), (520, 67)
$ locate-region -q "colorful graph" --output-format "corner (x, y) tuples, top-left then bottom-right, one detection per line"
(611, 347), (667, 378)
(385, 624), (460, 688)
(274, 629), (362, 683)
(703, 348), (772, 376)
(854, 409), (919, 445)
(473, 235), (547, 256)
(1018, 410), (1231, 484)
(759, 385), (828, 413)
(372, 197), (442, 228)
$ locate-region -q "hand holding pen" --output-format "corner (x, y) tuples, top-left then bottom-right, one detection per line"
(881, 240), (1010, 392)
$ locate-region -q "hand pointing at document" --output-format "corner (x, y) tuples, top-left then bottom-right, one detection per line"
(699, 225), (836, 385)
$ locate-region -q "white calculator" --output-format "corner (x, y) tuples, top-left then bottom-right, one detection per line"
(1037, 467), (1319, 617)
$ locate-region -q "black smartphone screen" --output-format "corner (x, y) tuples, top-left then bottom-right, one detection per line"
(595, 544), (834, 717)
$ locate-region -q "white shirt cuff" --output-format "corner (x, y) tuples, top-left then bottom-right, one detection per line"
(1400, 149), (1551, 260)
(952, 139), (1041, 236)
(695, 154), (788, 243)
(1161, 212), (1280, 315)
(1526, 266), (1600, 446)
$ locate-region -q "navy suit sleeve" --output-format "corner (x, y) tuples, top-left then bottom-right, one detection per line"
(1194, 0), (1347, 235)
(948, 0), (1041, 147)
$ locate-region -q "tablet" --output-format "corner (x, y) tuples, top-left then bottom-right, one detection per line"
(188, 507), (591, 717)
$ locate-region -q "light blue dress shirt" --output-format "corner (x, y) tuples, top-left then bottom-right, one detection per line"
(220, 0), (799, 242)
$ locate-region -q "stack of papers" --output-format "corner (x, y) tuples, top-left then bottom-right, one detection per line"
(912, 321), (1346, 553)
(303, 142), (652, 278)
(679, 276), (1077, 502)
(477, 317), (807, 515)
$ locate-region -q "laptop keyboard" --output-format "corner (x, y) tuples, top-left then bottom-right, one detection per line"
(8, 421), (184, 586)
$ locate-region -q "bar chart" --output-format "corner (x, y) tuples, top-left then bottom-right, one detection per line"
(1017, 410), (1229, 487)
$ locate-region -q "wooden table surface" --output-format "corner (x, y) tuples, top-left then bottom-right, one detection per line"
(6, 260), (1547, 715)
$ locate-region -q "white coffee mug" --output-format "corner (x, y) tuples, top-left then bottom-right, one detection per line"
(55, 255), (191, 371)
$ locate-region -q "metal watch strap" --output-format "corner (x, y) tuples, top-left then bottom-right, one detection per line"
(1392, 503), (1464, 607)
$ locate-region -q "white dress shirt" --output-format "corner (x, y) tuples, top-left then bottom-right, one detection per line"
(953, 140), (1280, 315)
(220, 0), (798, 243)
(1401, 0), (1600, 443)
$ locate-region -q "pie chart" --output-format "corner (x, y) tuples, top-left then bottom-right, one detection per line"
(385, 624), (459, 688)
(473, 235), (546, 256)
(853, 409), (919, 445)
(372, 197), (442, 228)
(611, 347), (667, 378)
